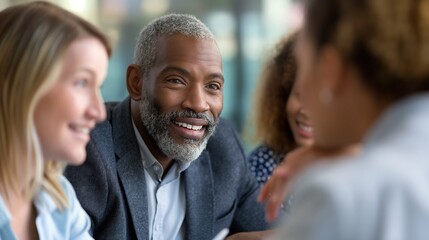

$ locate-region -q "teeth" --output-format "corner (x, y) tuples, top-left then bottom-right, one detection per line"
(74, 126), (90, 134)
(174, 121), (203, 131)
(298, 122), (313, 132)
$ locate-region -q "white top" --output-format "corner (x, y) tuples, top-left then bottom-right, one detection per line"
(0, 177), (92, 240)
(272, 94), (429, 240)
(133, 120), (190, 240)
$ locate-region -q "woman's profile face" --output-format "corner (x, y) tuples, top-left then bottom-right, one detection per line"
(286, 85), (314, 147)
(34, 37), (109, 165)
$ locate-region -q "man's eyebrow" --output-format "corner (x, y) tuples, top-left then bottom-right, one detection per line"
(159, 66), (191, 78)
(207, 72), (224, 83)
(160, 65), (224, 82)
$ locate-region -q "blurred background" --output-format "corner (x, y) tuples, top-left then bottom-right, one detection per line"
(0, 0), (302, 151)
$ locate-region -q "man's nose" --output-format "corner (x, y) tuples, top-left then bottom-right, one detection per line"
(181, 85), (210, 113)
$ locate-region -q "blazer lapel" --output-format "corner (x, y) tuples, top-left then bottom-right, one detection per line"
(183, 151), (214, 240)
(112, 99), (149, 240)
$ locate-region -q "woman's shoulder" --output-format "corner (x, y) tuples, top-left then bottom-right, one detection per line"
(247, 144), (285, 184)
(248, 145), (283, 163)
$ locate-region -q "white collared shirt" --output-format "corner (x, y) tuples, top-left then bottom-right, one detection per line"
(132, 120), (190, 240)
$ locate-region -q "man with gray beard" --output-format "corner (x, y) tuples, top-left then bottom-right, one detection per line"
(139, 89), (217, 163)
(65, 14), (278, 240)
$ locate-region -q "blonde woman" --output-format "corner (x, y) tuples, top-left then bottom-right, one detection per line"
(0, 2), (111, 239)
(259, 0), (429, 239)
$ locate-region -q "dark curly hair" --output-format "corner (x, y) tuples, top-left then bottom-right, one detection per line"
(247, 32), (298, 154)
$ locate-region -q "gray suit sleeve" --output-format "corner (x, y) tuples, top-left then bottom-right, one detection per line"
(270, 172), (347, 240)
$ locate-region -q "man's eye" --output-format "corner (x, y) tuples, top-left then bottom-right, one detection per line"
(207, 83), (221, 90)
(167, 78), (184, 84)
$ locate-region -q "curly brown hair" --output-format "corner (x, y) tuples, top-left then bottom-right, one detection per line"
(305, 0), (429, 98)
(248, 32), (298, 154)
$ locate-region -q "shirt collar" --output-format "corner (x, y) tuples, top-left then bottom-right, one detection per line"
(0, 195), (10, 227)
(131, 118), (191, 182)
(33, 187), (58, 214)
(0, 187), (58, 227)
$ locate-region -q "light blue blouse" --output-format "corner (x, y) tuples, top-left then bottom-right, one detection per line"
(0, 176), (93, 240)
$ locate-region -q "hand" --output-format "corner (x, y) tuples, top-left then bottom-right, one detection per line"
(225, 230), (274, 240)
(258, 144), (360, 222)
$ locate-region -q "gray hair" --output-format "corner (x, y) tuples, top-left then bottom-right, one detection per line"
(133, 13), (215, 75)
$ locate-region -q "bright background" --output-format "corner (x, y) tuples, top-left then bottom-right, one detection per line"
(0, 0), (302, 151)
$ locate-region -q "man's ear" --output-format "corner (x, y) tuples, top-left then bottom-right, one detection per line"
(126, 64), (143, 101)
(317, 46), (349, 97)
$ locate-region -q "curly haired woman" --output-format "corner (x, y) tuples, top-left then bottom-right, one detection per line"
(247, 32), (314, 185)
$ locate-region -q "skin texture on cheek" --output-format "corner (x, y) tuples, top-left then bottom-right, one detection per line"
(286, 92), (314, 148)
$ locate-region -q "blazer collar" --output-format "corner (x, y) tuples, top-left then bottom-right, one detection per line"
(112, 98), (149, 240)
(183, 150), (214, 239)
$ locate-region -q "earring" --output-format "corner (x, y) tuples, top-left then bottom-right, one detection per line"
(319, 88), (333, 104)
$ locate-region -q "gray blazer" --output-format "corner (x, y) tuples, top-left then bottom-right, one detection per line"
(65, 98), (272, 240)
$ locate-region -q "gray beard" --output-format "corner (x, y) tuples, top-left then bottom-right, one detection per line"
(139, 94), (218, 163)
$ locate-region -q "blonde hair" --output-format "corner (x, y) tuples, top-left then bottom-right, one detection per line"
(247, 33), (298, 154)
(305, 0), (429, 98)
(0, 1), (111, 209)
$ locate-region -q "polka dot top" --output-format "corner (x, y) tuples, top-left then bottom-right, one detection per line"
(247, 145), (285, 185)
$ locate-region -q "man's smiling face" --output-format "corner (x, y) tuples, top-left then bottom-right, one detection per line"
(139, 34), (223, 162)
